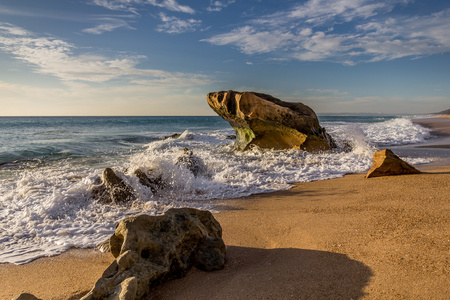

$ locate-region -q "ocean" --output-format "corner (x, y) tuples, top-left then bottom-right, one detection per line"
(0, 115), (439, 264)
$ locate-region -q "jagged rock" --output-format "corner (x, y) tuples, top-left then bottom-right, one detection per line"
(134, 168), (165, 194)
(207, 90), (335, 151)
(163, 133), (181, 140)
(13, 293), (41, 300)
(176, 148), (203, 176)
(92, 168), (135, 204)
(366, 149), (421, 178)
(82, 208), (226, 300)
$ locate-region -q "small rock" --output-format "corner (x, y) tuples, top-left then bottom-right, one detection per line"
(366, 149), (421, 178)
(92, 168), (135, 204)
(163, 133), (181, 140)
(13, 293), (41, 300)
(134, 168), (165, 194)
(176, 148), (203, 176)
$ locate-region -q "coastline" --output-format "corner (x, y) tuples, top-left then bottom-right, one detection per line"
(1, 117), (450, 299)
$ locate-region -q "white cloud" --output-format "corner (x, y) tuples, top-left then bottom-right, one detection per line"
(203, 0), (450, 64)
(207, 0), (235, 12)
(92, 0), (195, 14)
(147, 0), (195, 14)
(82, 18), (135, 34)
(203, 26), (295, 54)
(0, 23), (211, 85)
(156, 13), (201, 34)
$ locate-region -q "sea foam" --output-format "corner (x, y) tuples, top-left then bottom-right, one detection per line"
(0, 117), (434, 264)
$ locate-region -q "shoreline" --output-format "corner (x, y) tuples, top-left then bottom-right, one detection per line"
(1, 117), (450, 299)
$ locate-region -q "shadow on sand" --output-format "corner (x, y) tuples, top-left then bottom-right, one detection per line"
(151, 246), (373, 299)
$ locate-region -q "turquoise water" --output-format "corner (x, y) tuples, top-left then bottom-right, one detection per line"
(0, 115), (436, 264)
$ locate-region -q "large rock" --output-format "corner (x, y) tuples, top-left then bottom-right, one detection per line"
(207, 90), (335, 151)
(82, 208), (226, 300)
(366, 149), (421, 178)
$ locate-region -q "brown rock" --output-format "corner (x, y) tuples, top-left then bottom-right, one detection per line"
(92, 168), (135, 204)
(133, 168), (165, 194)
(13, 293), (41, 300)
(366, 149), (421, 178)
(81, 208), (226, 300)
(207, 90), (335, 151)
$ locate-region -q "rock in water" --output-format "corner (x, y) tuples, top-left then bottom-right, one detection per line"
(366, 149), (421, 178)
(207, 90), (335, 151)
(92, 168), (135, 204)
(81, 208), (226, 300)
(176, 148), (203, 176)
(134, 168), (165, 194)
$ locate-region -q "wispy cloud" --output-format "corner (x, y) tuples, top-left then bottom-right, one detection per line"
(92, 0), (195, 14)
(206, 0), (235, 12)
(0, 23), (211, 85)
(82, 18), (135, 34)
(203, 0), (450, 64)
(156, 13), (201, 34)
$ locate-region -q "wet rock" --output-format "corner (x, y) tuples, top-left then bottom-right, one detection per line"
(92, 168), (135, 204)
(163, 133), (181, 140)
(207, 90), (335, 151)
(82, 208), (226, 300)
(176, 148), (203, 176)
(366, 149), (421, 178)
(134, 168), (165, 194)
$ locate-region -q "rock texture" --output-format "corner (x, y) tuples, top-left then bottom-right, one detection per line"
(82, 208), (226, 300)
(133, 168), (165, 195)
(176, 148), (203, 176)
(13, 294), (41, 300)
(366, 149), (421, 178)
(207, 90), (335, 151)
(92, 168), (135, 204)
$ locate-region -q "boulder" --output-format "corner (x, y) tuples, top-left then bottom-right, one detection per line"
(366, 149), (421, 178)
(92, 168), (135, 204)
(82, 208), (226, 300)
(207, 90), (335, 151)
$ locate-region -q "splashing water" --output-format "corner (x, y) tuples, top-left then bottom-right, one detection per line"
(0, 116), (434, 264)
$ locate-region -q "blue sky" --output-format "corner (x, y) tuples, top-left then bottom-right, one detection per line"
(0, 0), (449, 116)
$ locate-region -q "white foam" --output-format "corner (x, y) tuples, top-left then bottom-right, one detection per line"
(0, 117), (436, 264)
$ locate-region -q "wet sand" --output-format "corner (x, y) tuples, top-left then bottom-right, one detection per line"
(1, 117), (449, 300)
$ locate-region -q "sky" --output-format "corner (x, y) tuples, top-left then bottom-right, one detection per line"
(0, 0), (449, 116)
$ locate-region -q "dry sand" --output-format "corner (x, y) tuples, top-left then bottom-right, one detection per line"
(1, 117), (449, 300)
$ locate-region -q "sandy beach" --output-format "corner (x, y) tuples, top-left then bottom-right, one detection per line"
(2, 117), (449, 300)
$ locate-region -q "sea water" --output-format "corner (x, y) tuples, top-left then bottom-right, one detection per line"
(0, 115), (438, 264)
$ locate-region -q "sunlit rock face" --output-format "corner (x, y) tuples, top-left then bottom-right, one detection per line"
(366, 149), (421, 178)
(207, 90), (335, 151)
(82, 208), (226, 300)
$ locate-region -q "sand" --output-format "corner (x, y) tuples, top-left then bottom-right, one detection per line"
(1, 117), (449, 300)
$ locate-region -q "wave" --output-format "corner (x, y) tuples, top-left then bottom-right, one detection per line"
(0, 117), (435, 264)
